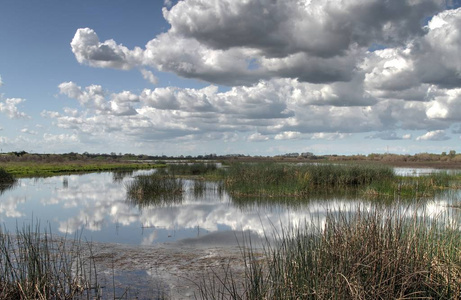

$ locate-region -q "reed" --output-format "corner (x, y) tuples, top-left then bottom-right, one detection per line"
(224, 163), (395, 197)
(0, 168), (15, 185)
(166, 163), (219, 176)
(364, 171), (461, 199)
(0, 223), (99, 299)
(126, 173), (184, 207)
(198, 207), (461, 299)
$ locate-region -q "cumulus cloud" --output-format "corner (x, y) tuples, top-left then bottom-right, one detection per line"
(60, 2), (461, 152)
(71, 28), (144, 70)
(426, 88), (461, 120)
(366, 131), (413, 140)
(43, 133), (80, 143)
(21, 128), (38, 135)
(0, 75), (3, 86)
(70, 1), (447, 87)
(416, 130), (450, 140)
(164, 0), (442, 57)
(140, 69), (158, 85)
(364, 8), (461, 94)
(309, 133), (351, 141)
(274, 131), (301, 140)
(247, 133), (270, 142)
(0, 98), (30, 119)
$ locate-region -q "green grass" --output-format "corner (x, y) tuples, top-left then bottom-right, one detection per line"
(3, 162), (165, 177)
(364, 171), (461, 199)
(198, 207), (461, 299)
(126, 173), (184, 207)
(223, 163), (395, 197)
(166, 163), (219, 176)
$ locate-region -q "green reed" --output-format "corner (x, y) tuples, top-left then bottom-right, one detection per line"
(223, 163), (395, 197)
(126, 173), (184, 207)
(198, 206), (461, 299)
(166, 163), (219, 176)
(0, 168), (15, 185)
(0, 223), (99, 299)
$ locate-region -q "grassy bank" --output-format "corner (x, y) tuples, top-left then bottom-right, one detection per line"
(2, 161), (165, 177)
(199, 207), (461, 299)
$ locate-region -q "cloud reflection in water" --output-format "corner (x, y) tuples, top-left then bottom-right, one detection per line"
(0, 170), (458, 245)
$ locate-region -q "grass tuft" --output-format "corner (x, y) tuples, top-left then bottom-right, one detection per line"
(0, 223), (99, 299)
(126, 173), (184, 207)
(198, 207), (461, 299)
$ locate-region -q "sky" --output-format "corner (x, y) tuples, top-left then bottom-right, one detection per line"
(1, 0), (461, 156)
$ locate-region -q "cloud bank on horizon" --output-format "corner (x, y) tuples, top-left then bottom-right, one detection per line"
(1, 0), (461, 155)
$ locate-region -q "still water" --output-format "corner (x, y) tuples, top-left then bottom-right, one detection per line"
(1, 168), (460, 298)
(0, 168), (458, 246)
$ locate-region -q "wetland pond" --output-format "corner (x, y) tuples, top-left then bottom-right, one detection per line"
(0, 167), (460, 299)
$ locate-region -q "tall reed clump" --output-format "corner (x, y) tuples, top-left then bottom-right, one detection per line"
(365, 171), (461, 199)
(126, 173), (184, 207)
(224, 163), (395, 197)
(0, 168), (15, 185)
(0, 223), (99, 299)
(198, 208), (461, 299)
(166, 163), (220, 177)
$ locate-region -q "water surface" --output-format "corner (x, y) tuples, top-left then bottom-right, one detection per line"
(0, 169), (458, 246)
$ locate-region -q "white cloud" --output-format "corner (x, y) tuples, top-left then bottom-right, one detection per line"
(247, 132), (269, 142)
(140, 69), (158, 85)
(43, 133), (80, 143)
(426, 88), (461, 120)
(70, 1), (446, 86)
(21, 128), (38, 135)
(57, 2), (461, 153)
(416, 130), (450, 141)
(366, 131), (413, 140)
(274, 131), (301, 140)
(0, 98), (30, 119)
(310, 133), (350, 141)
(71, 28), (144, 70)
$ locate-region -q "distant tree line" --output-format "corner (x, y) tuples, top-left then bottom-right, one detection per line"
(0, 150), (460, 164)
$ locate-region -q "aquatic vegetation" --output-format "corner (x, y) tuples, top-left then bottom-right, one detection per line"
(0, 224), (99, 299)
(126, 173), (184, 207)
(0, 168), (16, 196)
(198, 207), (461, 299)
(3, 162), (164, 177)
(223, 163), (395, 197)
(364, 171), (461, 199)
(0, 168), (15, 185)
(165, 162), (220, 177)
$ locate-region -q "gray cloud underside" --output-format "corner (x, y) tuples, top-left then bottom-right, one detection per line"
(62, 1), (461, 144)
(50, 76), (457, 144)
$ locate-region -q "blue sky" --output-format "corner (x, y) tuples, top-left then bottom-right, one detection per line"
(1, 0), (461, 156)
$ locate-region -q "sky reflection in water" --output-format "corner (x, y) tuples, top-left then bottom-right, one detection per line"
(0, 169), (458, 246)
